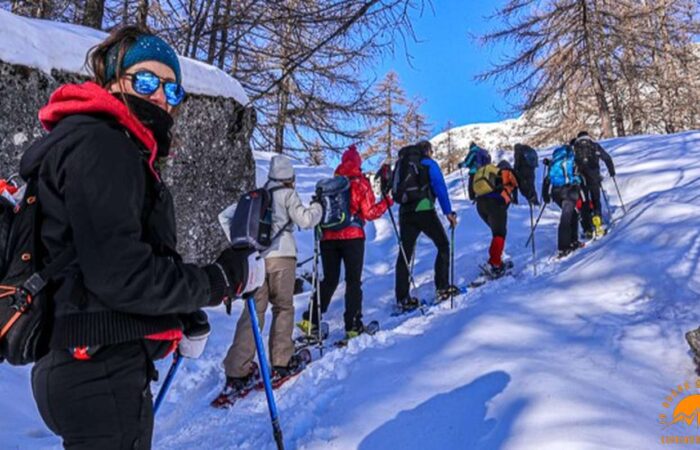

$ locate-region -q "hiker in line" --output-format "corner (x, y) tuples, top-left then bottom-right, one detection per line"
(573, 131), (616, 238)
(541, 143), (585, 258)
(299, 145), (391, 341)
(458, 142), (492, 200)
(393, 140), (458, 308)
(215, 155), (322, 404)
(27, 26), (261, 449)
(472, 160), (519, 278)
(513, 143), (539, 206)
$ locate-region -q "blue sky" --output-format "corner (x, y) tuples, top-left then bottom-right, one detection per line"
(373, 1), (514, 135)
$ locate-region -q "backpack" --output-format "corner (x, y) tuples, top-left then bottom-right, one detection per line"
(316, 176), (361, 231)
(521, 146), (538, 169)
(549, 146), (581, 188)
(391, 145), (431, 204)
(466, 147), (492, 175)
(472, 164), (502, 197)
(0, 176), (74, 366)
(229, 186), (290, 251)
(573, 138), (599, 175)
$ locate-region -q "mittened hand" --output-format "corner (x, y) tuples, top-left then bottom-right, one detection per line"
(204, 248), (266, 306)
(179, 310), (211, 359)
(447, 212), (458, 229)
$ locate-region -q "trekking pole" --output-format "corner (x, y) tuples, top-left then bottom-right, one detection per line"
(383, 194), (418, 292)
(153, 351), (183, 415)
(612, 176), (627, 215)
(247, 296), (285, 450)
(450, 225), (455, 309)
(525, 203), (547, 248)
(600, 185), (613, 224)
(529, 203), (536, 276)
(296, 255), (313, 268)
(459, 168), (468, 200)
(314, 227), (324, 355)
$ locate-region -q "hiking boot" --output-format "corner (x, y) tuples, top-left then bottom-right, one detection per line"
(295, 320), (329, 339)
(557, 249), (572, 259)
(570, 240), (585, 251)
(584, 230), (594, 240)
(397, 296), (420, 310)
(592, 215), (605, 237)
(436, 285), (461, 302)
(483, 263), (506, 279)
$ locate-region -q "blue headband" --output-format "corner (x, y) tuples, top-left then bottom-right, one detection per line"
(105, 35), (181, 84)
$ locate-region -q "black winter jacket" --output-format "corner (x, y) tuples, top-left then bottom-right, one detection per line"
(20, 114), (212, 349)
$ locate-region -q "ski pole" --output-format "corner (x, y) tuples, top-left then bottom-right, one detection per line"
(529, 203), (536, 276)
(525, 203), (547, 248)
(612, 176), (627, 215)
(383, 193), (418, 292)
(459, 168), (468, 200)
(600, 185), (613, 224)
(153, 351), (183, 415)
(314, 227), (323, 354)
(296, 255), (313, 268)
(450, 225), (455, 309)
(247, 296), (285, 450)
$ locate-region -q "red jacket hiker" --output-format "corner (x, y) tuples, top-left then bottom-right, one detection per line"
(322, 145), (392, 241)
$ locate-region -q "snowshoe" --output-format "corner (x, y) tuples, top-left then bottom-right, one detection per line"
(470, 261), (513, 287)
(433, 285), (467, 304)
(261, 348), (313, 389)
(391, 296), (423, 316)
(334, 320), (380, 348)
(294, 321), (329, 349)
(211, 363), (260, 409)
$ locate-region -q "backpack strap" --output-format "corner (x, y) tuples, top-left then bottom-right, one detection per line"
(266, 185), (294, 244)
(22, 247), (76, 297)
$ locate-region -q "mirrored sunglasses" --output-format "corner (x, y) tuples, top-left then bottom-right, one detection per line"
(125, 70), (186, 107)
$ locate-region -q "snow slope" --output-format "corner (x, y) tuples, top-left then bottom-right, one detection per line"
(3, 130), (700, 449)
(0, 10), (249, 105)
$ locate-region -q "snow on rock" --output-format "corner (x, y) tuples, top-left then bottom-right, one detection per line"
(3, 130), (700, 449)
(0, 9), (249, 105)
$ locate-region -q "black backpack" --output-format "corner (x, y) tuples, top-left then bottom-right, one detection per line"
(0, 177), (74, 366)
(316, 176), (361, 231)
(229, 186), (291, 251)
(391, 145), (431, 204)
(573, 139), (599, 175)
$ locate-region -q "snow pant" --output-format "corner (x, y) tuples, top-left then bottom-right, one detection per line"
(476, 196), (508, 267)
(303, 238), (365, 332)
(224, 257), (296, 377)
(395, 209), (450, 301)
(32, 341), (156, 450)
(552, 185), (580, 251)
(579, 175), (603, 232)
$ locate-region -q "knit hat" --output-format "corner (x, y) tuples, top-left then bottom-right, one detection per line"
(269, 155), (295, 181)
(105, 35), (182, 84)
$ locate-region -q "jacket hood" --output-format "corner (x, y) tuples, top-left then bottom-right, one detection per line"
(335, 144), (362, 177)
(38, 82), (160, 180)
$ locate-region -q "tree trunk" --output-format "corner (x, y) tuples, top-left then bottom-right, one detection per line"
(579, 0), (614, 137)
(82, 0), (105, 29)
(136, 0), (149, 28)
(207, 0), (223, 64)
(217, 0), (233, 69)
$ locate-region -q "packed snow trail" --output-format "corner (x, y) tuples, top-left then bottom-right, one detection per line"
(3, 131), (700, 449)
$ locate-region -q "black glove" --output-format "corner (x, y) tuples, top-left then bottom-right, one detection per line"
(311, 187), (323, 205)
(542, 158), (550, 166)
(378, 163), (392, 195)
(542, 192), (551, 204)
(204, 247), (265, 306)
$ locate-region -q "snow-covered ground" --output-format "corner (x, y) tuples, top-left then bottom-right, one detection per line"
(3, 130), (700, 449)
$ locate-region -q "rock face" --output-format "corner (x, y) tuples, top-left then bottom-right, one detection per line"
(0, 60), (256, 264)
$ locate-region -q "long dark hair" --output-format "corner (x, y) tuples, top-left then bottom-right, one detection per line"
(86, 25), (152, 87)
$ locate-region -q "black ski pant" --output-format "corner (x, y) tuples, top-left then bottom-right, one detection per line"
(395, 210), (450, 301)
(579, 175), (603, 232)
(304, 238), (365, 332)
(552, 185), (580, 251)
(32, 341), (157, 450)
(476, 196), (508, 238)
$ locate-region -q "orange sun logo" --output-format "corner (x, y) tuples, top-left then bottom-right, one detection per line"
(669, 395), (700, 427)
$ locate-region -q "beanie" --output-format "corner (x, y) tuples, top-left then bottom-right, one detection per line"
(105, 34), (182, 84)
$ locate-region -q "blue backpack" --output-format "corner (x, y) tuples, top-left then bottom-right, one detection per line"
(548, 145), (580, 188)
(463, 147), (492, 175)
